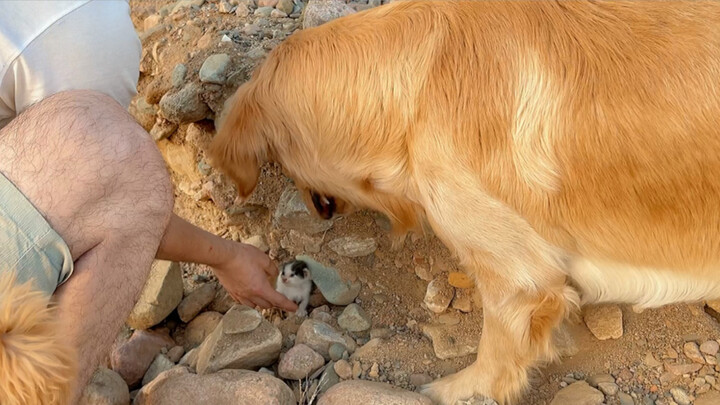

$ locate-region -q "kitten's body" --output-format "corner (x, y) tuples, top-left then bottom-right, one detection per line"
(276, 260), (312, 317)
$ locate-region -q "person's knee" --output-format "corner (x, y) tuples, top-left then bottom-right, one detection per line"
(45, 89), (174, 235)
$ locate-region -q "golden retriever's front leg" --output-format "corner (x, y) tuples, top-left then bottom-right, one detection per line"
(422, 274), (577, 404)
(415, 173), (577, 404)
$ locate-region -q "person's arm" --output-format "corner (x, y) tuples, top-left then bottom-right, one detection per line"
(156, 213), (297, 311)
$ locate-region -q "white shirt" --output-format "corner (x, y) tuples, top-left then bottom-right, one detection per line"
(0, 0), (141, 129)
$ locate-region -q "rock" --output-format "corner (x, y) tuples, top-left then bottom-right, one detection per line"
(550, 381), (604, 405)
(218, 0), (234, 12)
(421, 324), (477, 360)
(171, 63), (187, 89)
(368, 362), (380, 379)
(278, 344), (325, 380)
(167, 346), (185, 363)
(298, 255), (360, 305)
(280, 230), (323, 253)
(185, 311), (223, 349)
(334, 359), (353, 379)
(276, 0), (294, 14)
(597, 382), (618, 396)
(329, 343), (346, 361)
(111, 330), (174, 387)
(209, 288), (235, 313)
(296, 319), (347, 360)
(178, 348), (198, 368)
(328, 237), (377, 257)
(461, 398), (499, 405)
(235, 3), (251, 16)
(135, 368), (295, 405)
(196, 305), (282, 374)
(302, 0), (355, 29)
(149, 118), (178, 141)
(351, 338), (381, 360)
(700, 340), (719, 356)
(274, 186), (333, 234)
(368, 0), (381, 6)
(696, 391), (720, 405)
(670, 387), (692, 405)
(127, 260), (183, 330)
(451, 289), (474, 313)
(199, 54), (231, 84)
(172, 0), (206, 13)
(665, 361), (703, 375)
(424, 277), (454, 314)
(254, 6), (274, 16)
(414, 266), (433, 281)
(244, 235), (270, 253)
(258, 0), (278, 6)
(318, 380), (433, 405)
(447, 272), (474, 289)
(79, 367), (130, 405)
(338, 304), (372, 332)
(352, 361), (362, 379)
(142, 354), (174, 386)
(177, 283), (216, 323)
(583, 304), (623, 340)
(320, 361), (341, 393)
(223, 304), (263, 333)
(159, 83), (210, 124)
(618, 392), (634, 405)
(643, 351), (663, 367)
(587, 374), (615, 387)
(143, 14), (163, 31)
(683, 342), (706, 364)
(271, 9), (288, 17)
(704, 299), (720, 322)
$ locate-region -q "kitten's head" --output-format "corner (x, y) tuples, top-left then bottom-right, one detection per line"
(280, 260), (311, 285)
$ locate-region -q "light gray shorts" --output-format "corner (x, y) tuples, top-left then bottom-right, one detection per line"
(0, 172), (73, 296)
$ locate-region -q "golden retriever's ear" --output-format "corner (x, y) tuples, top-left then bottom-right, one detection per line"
(209, 88), (268, 201)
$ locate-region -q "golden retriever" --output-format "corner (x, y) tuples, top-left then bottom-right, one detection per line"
(0, 273), (76, 405)
(209, 1), (720, 403)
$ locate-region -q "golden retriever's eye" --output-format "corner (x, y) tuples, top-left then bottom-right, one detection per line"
(310, 191), (336, 219)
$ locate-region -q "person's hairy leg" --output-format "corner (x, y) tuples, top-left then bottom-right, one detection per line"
(0, 90), (174, 401)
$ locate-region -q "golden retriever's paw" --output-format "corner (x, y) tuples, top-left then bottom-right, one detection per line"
(420, 366), (497, 405)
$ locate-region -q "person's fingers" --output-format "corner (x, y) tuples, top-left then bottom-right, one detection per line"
(265, 287), (298, 312)
(235, 296), (253, 307)
(264, 261), (279, 278)
(252, 296), (273, 309)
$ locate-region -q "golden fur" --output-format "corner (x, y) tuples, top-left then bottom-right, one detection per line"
(209, 1), (720, 403)
(0, 273), (76, 405)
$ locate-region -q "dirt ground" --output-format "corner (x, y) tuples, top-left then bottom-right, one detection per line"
(128, 1), (720, 404)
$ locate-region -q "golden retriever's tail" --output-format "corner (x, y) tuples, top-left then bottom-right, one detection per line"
(0, 272), (77, 405)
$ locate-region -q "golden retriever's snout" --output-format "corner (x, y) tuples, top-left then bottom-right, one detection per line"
(310, 191), (336, 219)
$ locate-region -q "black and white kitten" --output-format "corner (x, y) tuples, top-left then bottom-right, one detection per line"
(276, 260), (312, 317)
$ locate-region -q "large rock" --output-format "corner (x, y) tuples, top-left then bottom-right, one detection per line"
(199, 54), (231, 84)
(159, 82), (211, 124)
(135, 368), (295, 405)
(185, 311), (223, 349)
(328, 237), (377, 257)
(111, 330), (174, 387)
(550, 381), (604, 405)
(298, 255), (360, 305)
(302, 0), (355, 29)
(696, 391), (720, 405)
(142, 354), (175, 386)
(318, 380), (433, 405)
(127, 260), (183, 330)
(583, 304), (623, 340)
(177, 283), (217, 323)
(79, 367), (130, 405)
(296, 319), (347, 360)
(277, 344), (326, 380)
(195, 305), (282, 374)
(273, 186), (333, 234)
(421, 324), (477, 360)
(338, 303), (371, 332)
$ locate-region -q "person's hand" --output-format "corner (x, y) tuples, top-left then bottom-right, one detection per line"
(212, 242), (298, 312)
